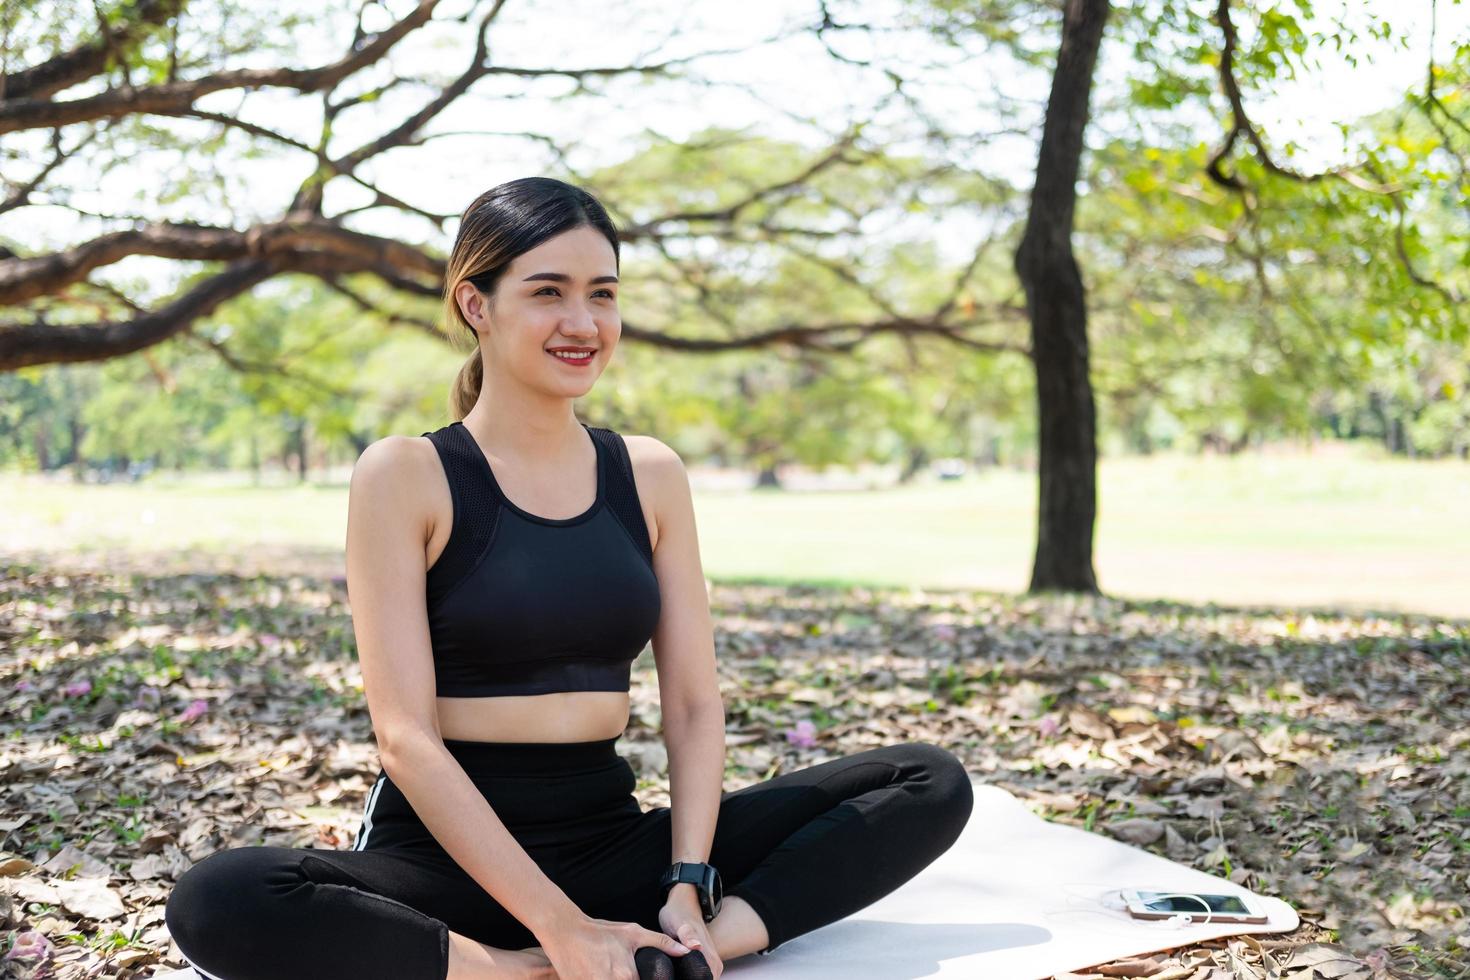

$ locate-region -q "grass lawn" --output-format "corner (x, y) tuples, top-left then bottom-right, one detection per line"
(4, 444), (1466, 621)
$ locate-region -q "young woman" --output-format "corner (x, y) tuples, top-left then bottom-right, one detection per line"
(163, 177), (975, 980)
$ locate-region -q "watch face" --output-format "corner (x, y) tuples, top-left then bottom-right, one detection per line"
(709, 867), (722, 905)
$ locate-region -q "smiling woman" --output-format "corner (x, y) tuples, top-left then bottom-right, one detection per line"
(162, 176), (974, 980)
(442, 195), (625, 423)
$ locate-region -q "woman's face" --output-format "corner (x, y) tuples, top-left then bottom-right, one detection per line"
(458, 225), (621, 396)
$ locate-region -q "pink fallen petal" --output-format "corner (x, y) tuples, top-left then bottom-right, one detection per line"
(62, 679), (92, 697)
(178, 699), (209, 723)
(15, 679), (35, 692)
(1037, 715), (1060, 737)
(3, 929), (53, 963)
(784, 720), (819, 748)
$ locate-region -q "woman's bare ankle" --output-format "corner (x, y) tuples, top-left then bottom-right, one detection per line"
(708, 895), (771, 960)
(446, 930), (555, 979)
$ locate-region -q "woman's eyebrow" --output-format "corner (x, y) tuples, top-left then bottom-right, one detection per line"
(521, 272), (619, 284)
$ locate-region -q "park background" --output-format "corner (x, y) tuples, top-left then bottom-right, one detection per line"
(1, 1), (1468, 978)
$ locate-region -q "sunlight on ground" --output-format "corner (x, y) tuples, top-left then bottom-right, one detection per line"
(3, 447), (1467, 620)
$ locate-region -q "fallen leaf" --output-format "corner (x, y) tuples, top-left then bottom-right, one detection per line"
(1104, 818), (1166, 846)
(52, 878), (126, 920)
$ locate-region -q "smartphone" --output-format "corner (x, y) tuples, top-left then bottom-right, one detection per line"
(1121, 888), (1269, 924)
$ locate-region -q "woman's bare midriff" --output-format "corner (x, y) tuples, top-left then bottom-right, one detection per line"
(436, 691), (631, 743)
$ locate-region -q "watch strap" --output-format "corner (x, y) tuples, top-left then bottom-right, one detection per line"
(666, 862), (706, 887)
(660, 862), (721, 922)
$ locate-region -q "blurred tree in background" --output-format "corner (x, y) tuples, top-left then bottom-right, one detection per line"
(1, 0), (1466, 586)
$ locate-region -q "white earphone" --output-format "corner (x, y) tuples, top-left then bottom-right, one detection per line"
(1146, 892), (1216, 927)
(1043, 884), (1225, 930)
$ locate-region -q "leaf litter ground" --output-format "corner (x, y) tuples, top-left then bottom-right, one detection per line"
(0, 550), (1465, 979)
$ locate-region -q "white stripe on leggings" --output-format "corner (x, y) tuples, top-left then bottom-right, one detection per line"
(353, 773), (387, 851)
(172, 775), (390, 978)
(180, 949), (229, 979)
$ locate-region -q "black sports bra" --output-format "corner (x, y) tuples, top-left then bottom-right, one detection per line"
(419, 420), (662, 697)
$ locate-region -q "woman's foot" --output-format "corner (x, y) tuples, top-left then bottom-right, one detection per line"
(447, 931), (554, 979)
(707, 895), (769, 960)
(672, 947), (714, 979)
(635, 945), (676, 979)
(511, 945), (556, 978)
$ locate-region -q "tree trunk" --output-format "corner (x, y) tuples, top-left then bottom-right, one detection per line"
(1366, 390), (1389, 447)
(899, 445), (929, 483)
(1014, 0), (1110, 595)
(295, 422), (309, 482)
(69, 414), (84, 483)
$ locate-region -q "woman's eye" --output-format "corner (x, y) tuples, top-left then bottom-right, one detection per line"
(535, 287), (615, 299)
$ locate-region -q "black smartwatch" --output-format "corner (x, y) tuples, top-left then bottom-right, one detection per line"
(659, 861), (723, 922)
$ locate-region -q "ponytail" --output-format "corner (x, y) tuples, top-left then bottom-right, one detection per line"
(450, 347), (483, 422)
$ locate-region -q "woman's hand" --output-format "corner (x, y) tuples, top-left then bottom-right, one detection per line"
(539, 911), (692, 980)
(659, 893), (725, 979)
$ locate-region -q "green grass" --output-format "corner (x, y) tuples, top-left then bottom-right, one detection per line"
(4, 443), (1467, 619)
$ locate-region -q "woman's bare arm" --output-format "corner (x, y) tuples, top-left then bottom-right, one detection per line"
(345, 436), (582, 938)
(636, 437), (725, 896)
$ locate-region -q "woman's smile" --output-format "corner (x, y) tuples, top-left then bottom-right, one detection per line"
(548, 348), (596, 367)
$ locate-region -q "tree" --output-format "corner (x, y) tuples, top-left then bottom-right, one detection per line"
(899, 0), (1468, 591)
(1014, 0), (1111, 594)
(0, 0), (1013, 372)
(4, 0), (1465, 587)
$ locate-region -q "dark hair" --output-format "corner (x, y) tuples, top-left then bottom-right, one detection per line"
(440, 177), (621, 420)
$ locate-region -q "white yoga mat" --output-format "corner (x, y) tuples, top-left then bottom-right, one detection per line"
(721, 780), (1299, 979)
(153, 779), (1298, 980)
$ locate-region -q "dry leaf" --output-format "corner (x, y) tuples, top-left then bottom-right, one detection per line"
(53, 877), (127, 920)
(1069, 708), (1115, 740)
(1095, 955), (1168, 976)
(1104, 818), (1166, 846)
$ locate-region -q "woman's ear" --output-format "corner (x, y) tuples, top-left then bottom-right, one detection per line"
(456, 281), (489, 327)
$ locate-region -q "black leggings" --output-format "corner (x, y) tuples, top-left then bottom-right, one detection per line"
(165, 736), (974, 980)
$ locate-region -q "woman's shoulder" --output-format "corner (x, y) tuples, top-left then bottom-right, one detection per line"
(350, 433), (445, 501)
(618, 433), (689, 523)
(620, 432), (681, 469)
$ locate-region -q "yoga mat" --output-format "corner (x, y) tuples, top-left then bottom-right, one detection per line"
(152, 779), (1298, 980)
(720, 780), (1298, 978)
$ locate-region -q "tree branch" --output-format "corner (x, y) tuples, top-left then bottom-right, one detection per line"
(0, 258), (278, 368)
(0, 0), (441, 135)
(1, 0), (184, 102)
(0, 215), (441, 306)
(1207, 0), (1463, 305)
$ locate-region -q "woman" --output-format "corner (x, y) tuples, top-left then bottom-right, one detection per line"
(163, 177), (975, 980)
